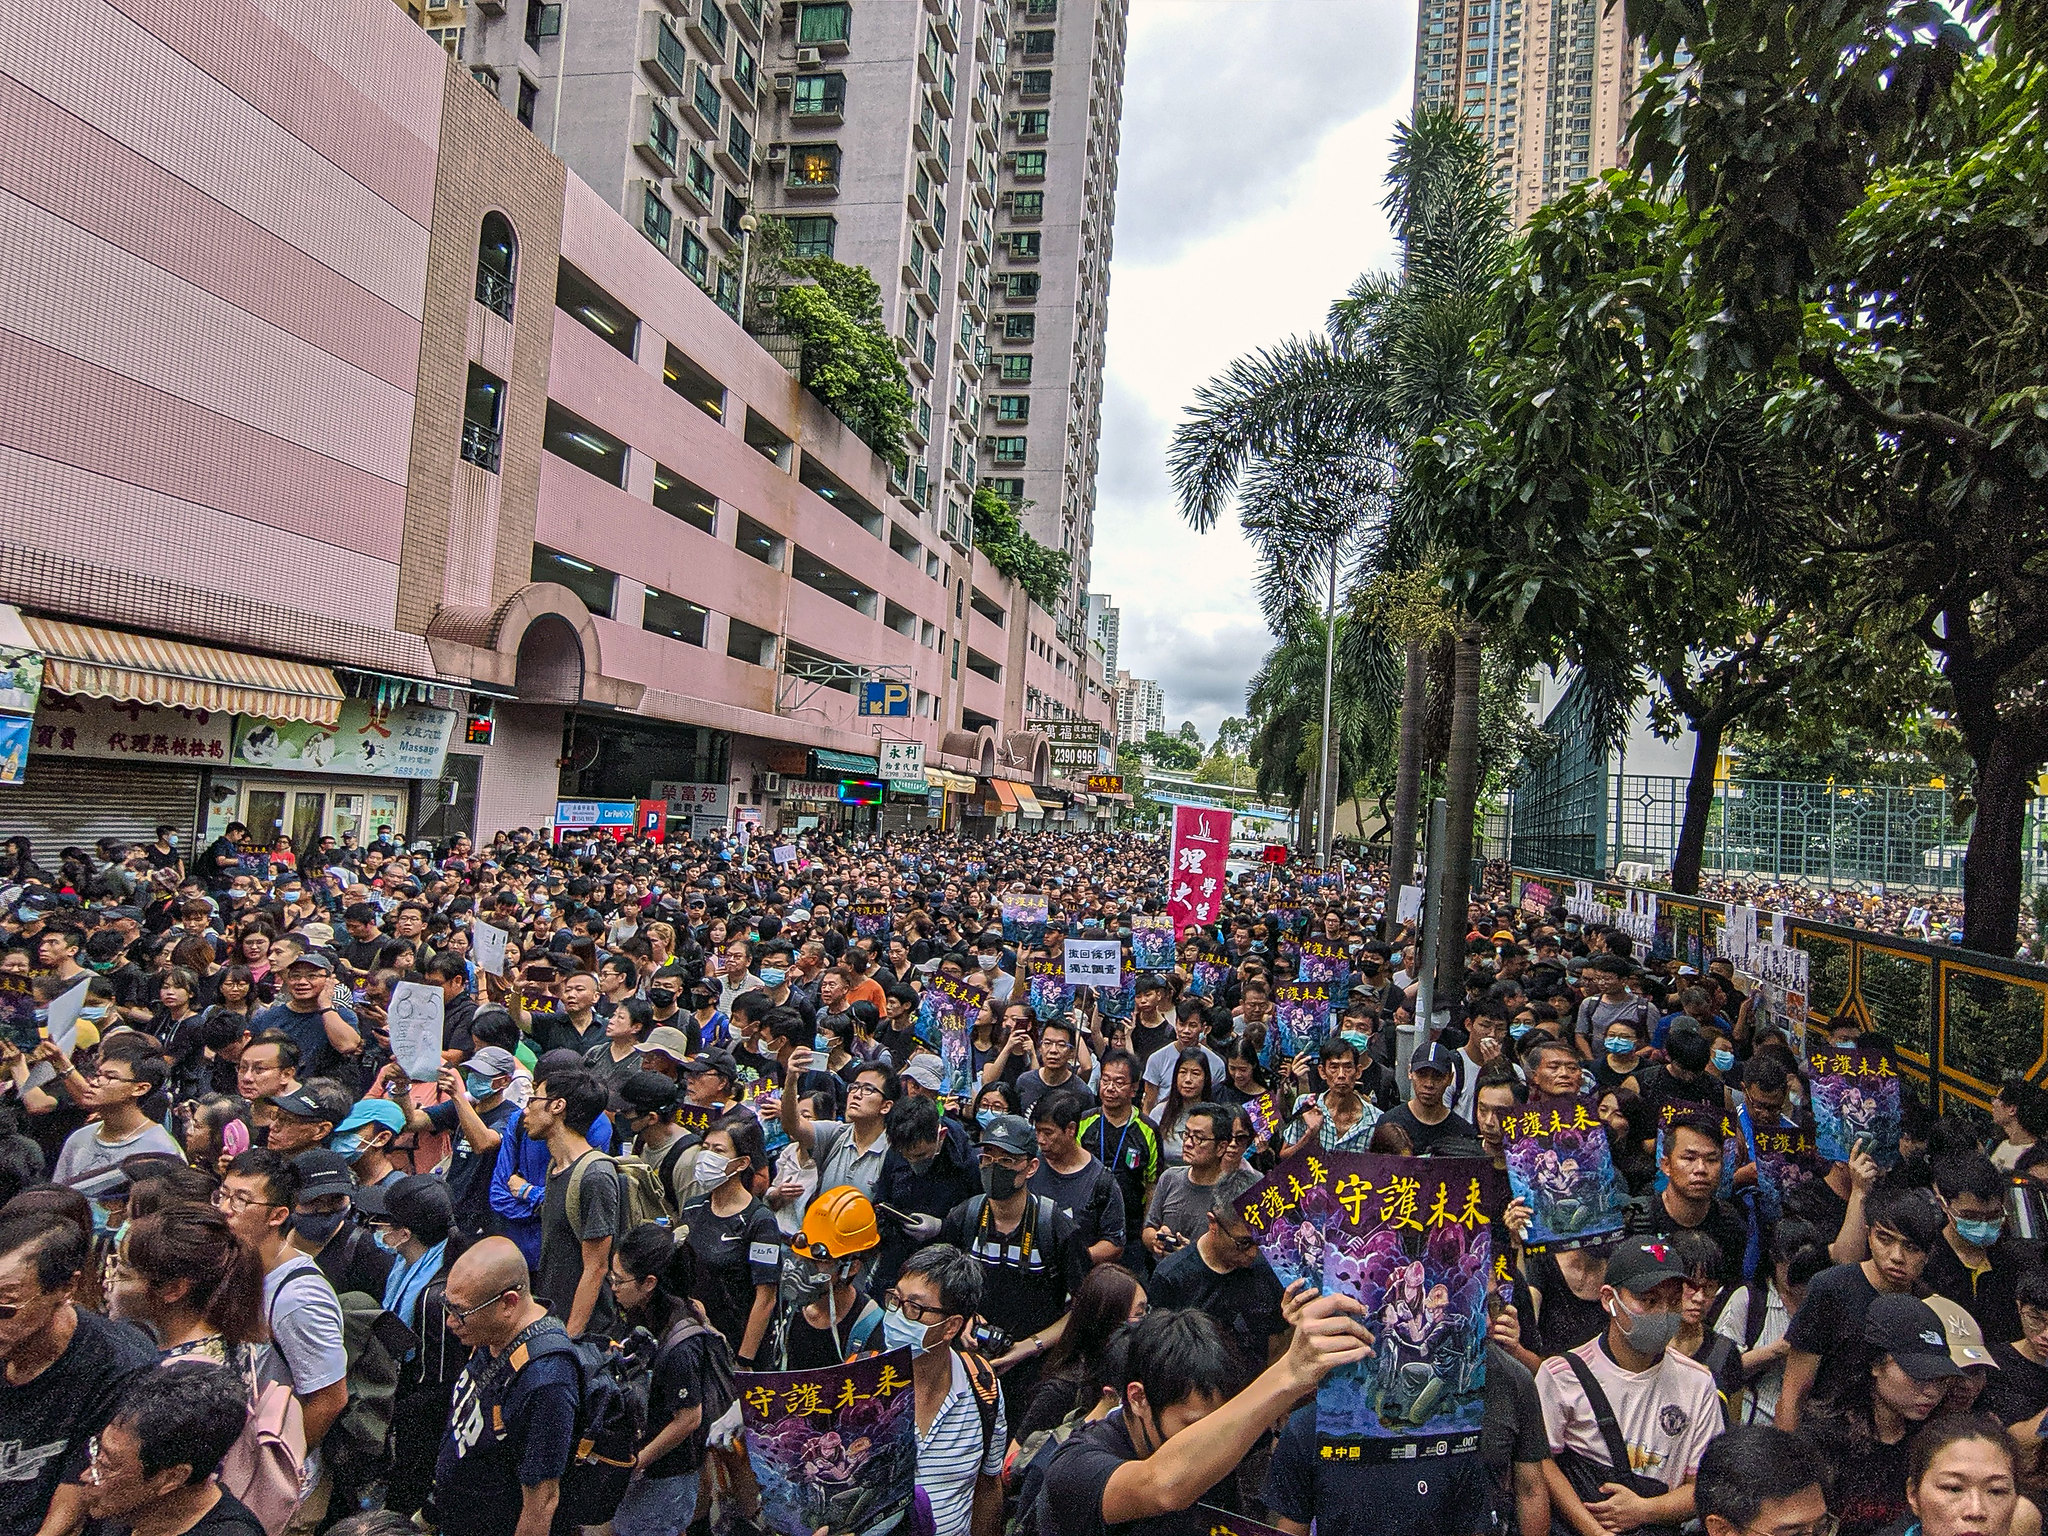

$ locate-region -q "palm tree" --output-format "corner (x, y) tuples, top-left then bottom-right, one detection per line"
(1170, 107), (1513, 999)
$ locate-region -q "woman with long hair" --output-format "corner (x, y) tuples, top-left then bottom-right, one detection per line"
(1598, 1086), (1659, 1195)
(209, 964), (261, 1024)
(1804, 1295), (1971, 1536)
(1151, 1048), (1214, 1165)
(109, 1204), (266, 1360)
(1015, 1262), (1146, 1443)
(232, 925), (279, 989)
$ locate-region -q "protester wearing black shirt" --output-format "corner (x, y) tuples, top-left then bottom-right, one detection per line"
(80, 1367), (267, 1536)
(1621, 1110), (1751, 1285)
(1981, 1269), (2048, 1429)
(1144, 1177), (1284, 1372)
(1029, 1089), (1126, 1266)
(1919, 1152), (2042, 1350)
(871, 1092), (979, 1290)
(1263, 1399), (1492, 1536)
(1377, 1043), (1476, 1154)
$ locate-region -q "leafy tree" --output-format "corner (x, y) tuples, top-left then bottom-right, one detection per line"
(970, 486), (1070, 611)
(1177, 721), (1202, 747)
(1138, 730), (1200, 772)
(1214, 717), (1254, 757)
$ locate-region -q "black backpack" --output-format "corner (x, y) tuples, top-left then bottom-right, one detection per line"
(616, 1313), (737, 1444)
(508, 1325), (638, 1526)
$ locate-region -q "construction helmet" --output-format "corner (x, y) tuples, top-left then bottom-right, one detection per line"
(793, 1185), (880, 1261)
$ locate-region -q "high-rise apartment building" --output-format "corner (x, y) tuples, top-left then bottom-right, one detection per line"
(465, 0), (1124, 664)
(1087, 592), (1119, 679)
(1115, 671), (1162, 743)
(1414, 0), (1640, 226)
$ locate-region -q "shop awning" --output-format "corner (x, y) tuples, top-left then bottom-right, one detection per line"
(934, 769), (977, 792)
(1011, 782), (1045, 819)
(811, 747), (881, 776)
(23, 616), (344, 726)
(986, 779), (1020, 813)
(888, 779), (930, 796)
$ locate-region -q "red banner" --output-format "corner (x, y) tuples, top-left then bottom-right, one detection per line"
(1167, 804), (1229, 935)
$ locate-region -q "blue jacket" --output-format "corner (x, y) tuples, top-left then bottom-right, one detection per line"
(488, 1109), (613, 1269)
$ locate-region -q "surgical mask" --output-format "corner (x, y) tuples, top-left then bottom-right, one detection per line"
(1956, 1217), (2004, 1248)
(465, 1072), (499, 1099)
(1711, 1049), (1736, 1072)
(759, 968), (787, 987)
(976, 953), (998, 970)
(976, 1109), (1000, 1129)
(693, 1151), (734, 1188)
(291, 1210), (347, 1245)
(166, 835), (178, 847)
(1610, 1297), (1682, 1357)
(1509, 1023), (1531, 1041)
(91, 1202), (118, 1236)
(372, 1228), (403, 1253)
(981, 1163), (1023, 1200)
(1604, 1037), (1634, 1057)
(329, 1133), (364, 1163)
(908, 1153), (936, 1176)
(880, 1304), (935, 1358)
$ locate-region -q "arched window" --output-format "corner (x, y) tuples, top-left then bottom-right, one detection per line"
(476, 212), (517, 319)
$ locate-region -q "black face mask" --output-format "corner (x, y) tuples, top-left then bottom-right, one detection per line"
(981, 1164), (1023, 1200)
(649, 988), (677, 1008)
(291, 1209), (347, 1246)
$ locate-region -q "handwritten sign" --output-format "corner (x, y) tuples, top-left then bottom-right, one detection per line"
(471, 922), (508, 977)
(772, 844), (798, 866)
(1063, 937), (1122, 989)
(386, 980), (446, 1082)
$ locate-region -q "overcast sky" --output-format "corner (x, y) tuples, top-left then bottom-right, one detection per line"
(1089, 0), (1415, 742)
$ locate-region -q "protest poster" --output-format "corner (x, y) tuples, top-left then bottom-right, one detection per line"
(1235, 1146), (1344, 1295)
(1195, 1507), (1290, 1536)
(1499, 1094), (1628, 1252)
(1130, 913), (1179, 974)
(0, 972), (36, 1052)
(1166, 804), (1229, 933)
(772, 843), (798, 866)
(470, 921), (508, 977)
(1025, 959), (1070, 1022)
(1298, 937), (1351, 1003)
(1519, 881), (1555, 919)
(1270, 904), (1304, 937)
(1131, 911), (1175, 971)
(677, 1102), (719, 1138)
(1241, 1091), (1278, 1150)
(387, 980), (446, 1082)
(736, 1349), (919, 1536)
(1810, 1045), (1902, 1166)
(1093, 972), (1138, 1021)
(850, 901), (890, 940)
(235, 852), (272, 880)
(918, 974), (979, 1096)
(1063, 936), (1122, 990)
(25, 978), (86, 1091)
(1270, 982), (1332, 1062)
(1396, 885), (1423, 926)
(1317, 1154), (1503, 1458)
(1187, 942), (1232, 1000)
(1748, 1118), (1823, 1226)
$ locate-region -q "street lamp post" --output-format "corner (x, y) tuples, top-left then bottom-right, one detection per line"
(735, 211), (758, 328)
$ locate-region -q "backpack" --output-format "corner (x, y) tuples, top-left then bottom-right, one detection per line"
(169, 1347), (305, 1536)
(1004, 1405), (1087, 1536)
(324, 1286), (417, 1490)
(510, 1325), (639, 1526)
(619, 1312), (738, 1443)
(568, 1148), (670, 1233)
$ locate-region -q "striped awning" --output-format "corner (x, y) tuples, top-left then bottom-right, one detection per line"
(23, 617), (345, 726)
(1011, 782), (1044, 819)
(986, 778), (1020, 813)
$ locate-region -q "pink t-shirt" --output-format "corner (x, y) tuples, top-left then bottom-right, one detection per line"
(1536, 1336), (1723, 1489)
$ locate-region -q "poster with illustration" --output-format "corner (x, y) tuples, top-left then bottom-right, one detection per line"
(1749, 1120), (1824, 1226)
(1093, 972), (1138, 1021)
(1317, 1154), (1502, 1457)
(1131, 912), (1174, 971)
(736, 1349), (919, 1536)
(1270, 982), (1332, 1063)
(1234, 1147), (1347, 1296)
(850, 902), (890, 940)
(0, 972), (37, 1051)
(1188, 943), (1232, 1000)
(1499, 1095), (1628, 1253)
(918, 974), (979, 1097)
(1001, 892), (1049, 946)
(1298, 938), (1351, 1002)
(1194, 1507), (1290, 1536)
(1025, 959), (1070, 1022)
(1809, 1046), (1902, 1166)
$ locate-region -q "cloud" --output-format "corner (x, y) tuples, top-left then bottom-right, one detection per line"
(1090, 0), (1414, 742)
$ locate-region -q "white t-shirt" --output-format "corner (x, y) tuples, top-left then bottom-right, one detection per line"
(1713, 1283), (1792, 1424)
(1143, 1042), (1226, 1101)
(1537, 1336), (1721, 1490)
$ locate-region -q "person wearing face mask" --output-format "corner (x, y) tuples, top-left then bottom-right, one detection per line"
(1921, 1153), (2039, 1348)
(328, 1097), (408, 1191)
(287, 1147), (396, 1297)
(1593, 1015), (1647, 1096)
(870, 1092), (979, 1290)
(773, 1186), (886, 1368)
(390, 1045), (516, 1245)
(352, 1174), (454, 1356)
(877, 1244), (1007, 1536)
(678, 1112), (782, 1369)
(1537, 1239), (1723, 1536)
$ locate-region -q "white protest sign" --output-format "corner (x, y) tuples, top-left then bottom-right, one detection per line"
(25, 977), (88, 1091)
(387, 980), (446, 1082)
(772, 844), (798, 866)
(1772, 910), (1787, 947)
(1063, 937), (1124, 989)
(1396, 884), (1424, 925)
(472, 921), (508, 977)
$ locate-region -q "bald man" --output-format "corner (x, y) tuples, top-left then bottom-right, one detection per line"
(434, 1237), (583, 1536)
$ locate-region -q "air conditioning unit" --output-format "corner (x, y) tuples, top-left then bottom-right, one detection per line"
(766, 141), (788, 161)
(797, 46), (822, 64)
(773, 70), (794, 92)
(762, 772), (784, 795)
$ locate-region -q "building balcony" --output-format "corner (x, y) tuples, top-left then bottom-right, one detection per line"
(460, 420), (501, 472)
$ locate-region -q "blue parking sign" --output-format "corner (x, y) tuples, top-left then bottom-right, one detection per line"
(859, 682), (910, 716)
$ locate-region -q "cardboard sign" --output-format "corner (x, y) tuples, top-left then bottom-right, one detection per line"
(471, 922), (508, 977)
(1063, 937), (1123, 989)
(387, 980), (446, 1082)
(772, 844), (798, 866)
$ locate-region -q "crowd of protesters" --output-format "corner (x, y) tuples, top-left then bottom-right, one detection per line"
(0, 820), (2044, 1536)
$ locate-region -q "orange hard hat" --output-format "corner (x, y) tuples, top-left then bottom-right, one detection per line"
(793, 1185), (879, 1260)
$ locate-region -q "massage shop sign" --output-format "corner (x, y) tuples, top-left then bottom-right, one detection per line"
(229, 699), (456, 779)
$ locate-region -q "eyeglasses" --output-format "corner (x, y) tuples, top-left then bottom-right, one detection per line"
(883, 1290), (955, 1324)
(1179, 1132), (1215, 1147)
(211, 1187), (281, 1214)
(87, 1072), (137, 1086)
(445, 1288), (517, 1324)
(1742, 1519), (1837, 1536)
(846, 1083), (884, 1099)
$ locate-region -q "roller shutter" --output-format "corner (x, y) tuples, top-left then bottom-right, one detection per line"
(0, 758), (202, 850)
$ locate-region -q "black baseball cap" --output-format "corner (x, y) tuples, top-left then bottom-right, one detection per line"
(976, 1113), (1037, 1158)
(292, 1148), (355, 1200)
(619, 1071), (682, 1112)
(351, 1174), (454, 1244)
(1863, 1294), (1965, 1381)
(1603, 1239), (1689, 1294)
(271, 1087), (330, 1121)
(1410, 1043), (1458, 1076)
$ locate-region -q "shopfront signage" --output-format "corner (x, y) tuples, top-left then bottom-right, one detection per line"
(877, 740), (926, 780)
(230, 698), (455, 779)
(29, 692), (235, 765)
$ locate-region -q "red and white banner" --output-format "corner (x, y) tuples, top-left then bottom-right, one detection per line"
(1166, 804), (1230, 936)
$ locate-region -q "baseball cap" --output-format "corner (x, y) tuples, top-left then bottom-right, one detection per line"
(976, 1113), (1037, 1158)
(682, 1048), (738, 1081)
(619, 1071), (682, 1112)
(466, 1046), (519, 1080)
(641, 1026), (695, 1065)
(900, 1057), (945, 1093)
(1410, 1043), (1458, 1076)
(271, 1087), (331, 1121)
(335, 1099), (408, 1138)
(292, 1148), (355, 1199)
(284, 951), (335, 973)
(1924, 1295), (1997, 1371)
(351, 1174), (454, 1243)
(1603, 1239), (1690, 1294)
(1864, 1293), (1965, 1380)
